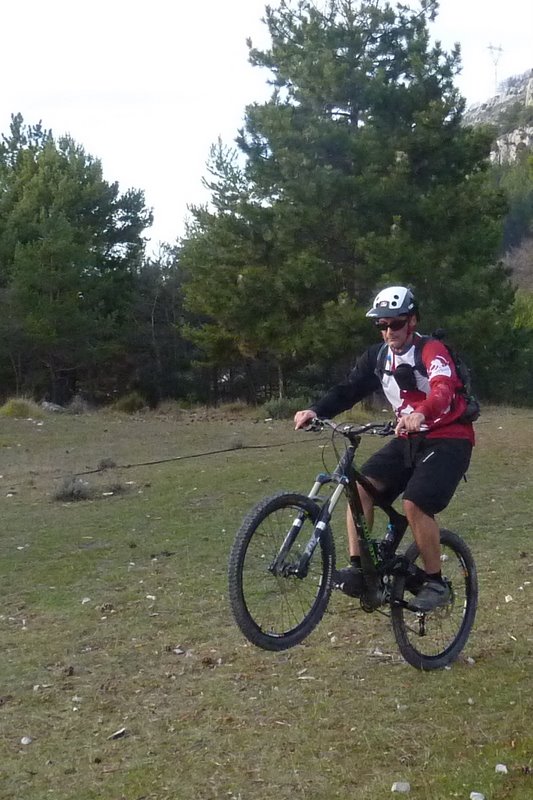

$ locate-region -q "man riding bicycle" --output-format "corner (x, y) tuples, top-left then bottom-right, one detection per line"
(294, 286), (474, 613)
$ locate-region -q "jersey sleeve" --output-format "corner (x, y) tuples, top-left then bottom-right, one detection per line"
(414, 339), (459, 421)
(310, 343), (382, 419)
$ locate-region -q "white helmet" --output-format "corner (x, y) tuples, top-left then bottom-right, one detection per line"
(366, 286), (418, 318)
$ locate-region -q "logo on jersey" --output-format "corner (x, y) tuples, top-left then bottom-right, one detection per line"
(428, 355), (452, 379)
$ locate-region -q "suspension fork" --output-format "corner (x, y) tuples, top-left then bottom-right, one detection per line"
(269, 474), (344, 577)
(289, 448), (372, 579)
(295, 481), (347, 576)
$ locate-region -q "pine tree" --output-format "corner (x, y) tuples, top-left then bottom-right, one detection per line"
(181, 0), (519, 400)
(0, 115), (152, 401)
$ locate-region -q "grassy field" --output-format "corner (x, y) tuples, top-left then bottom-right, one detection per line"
(1, 404), (533, 800)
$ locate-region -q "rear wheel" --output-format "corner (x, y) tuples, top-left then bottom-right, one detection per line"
(228, 492), (335, 651)
(390, 529), (477, 670)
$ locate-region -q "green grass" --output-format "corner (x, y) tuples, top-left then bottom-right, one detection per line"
(1, 406), (533, 799)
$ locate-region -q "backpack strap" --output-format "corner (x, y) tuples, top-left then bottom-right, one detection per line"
(413, 334), (431, 377)
(374, 334), (432, 382)
(374, 342), (390, 380)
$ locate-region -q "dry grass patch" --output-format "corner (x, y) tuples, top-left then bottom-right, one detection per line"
(0, 396), (44, 419)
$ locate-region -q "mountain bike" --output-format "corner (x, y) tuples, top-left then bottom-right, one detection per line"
(228, 418), (478, 670)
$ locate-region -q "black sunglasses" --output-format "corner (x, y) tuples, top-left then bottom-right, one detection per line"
(374, 318), (409, 331)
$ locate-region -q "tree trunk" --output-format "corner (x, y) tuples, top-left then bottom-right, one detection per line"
(8, 352), (22, 396)
(211, 366), (219, 407)
(244, 359), (257, 405)
(277, 361), (285, 400)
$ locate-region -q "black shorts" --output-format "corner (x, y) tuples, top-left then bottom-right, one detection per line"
(361, 437), (472, 516)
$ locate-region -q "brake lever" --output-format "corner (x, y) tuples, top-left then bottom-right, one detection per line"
(376, 421), (395, 436)
(303, 418), (324, 433)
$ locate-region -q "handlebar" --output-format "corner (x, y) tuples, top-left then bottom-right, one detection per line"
(304, 418), (395, 438)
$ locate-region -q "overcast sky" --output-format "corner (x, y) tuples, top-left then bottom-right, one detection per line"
(1, 0), (531, 253)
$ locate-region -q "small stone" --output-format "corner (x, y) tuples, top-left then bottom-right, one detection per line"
(495, 763), (508, 774)
(391, 781), (410, 793)
(21, 736), (33, 745)
(470, 793), (485, 800)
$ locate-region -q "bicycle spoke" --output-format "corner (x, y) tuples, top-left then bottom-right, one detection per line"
(242, 508), (323, 634)
(391, 529), (477, 669)
(228, 493), (334, 650)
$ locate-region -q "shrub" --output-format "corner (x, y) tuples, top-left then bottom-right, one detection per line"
(154, 400), (184, 417)
(0, 397), (43, 419)
(66, 394), (93, 415)
(52, 476), (128, 502)
(111, 391), (146, 413)
(217, 400), (251, 415)
(97, 457), (117, 471)
(261, 396), (311, 420)
(53, 476), (93, 502)
(104, 480), (128, 496)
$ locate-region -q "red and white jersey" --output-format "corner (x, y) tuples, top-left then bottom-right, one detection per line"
(382, 337), (474, 443)
(311, 334), (475, 445)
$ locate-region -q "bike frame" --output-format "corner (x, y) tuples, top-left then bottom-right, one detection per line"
(270, 424), (409, 609)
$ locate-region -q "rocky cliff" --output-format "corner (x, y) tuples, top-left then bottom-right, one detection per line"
(464, 69), (533, 163)
(464, 70), (533, 288)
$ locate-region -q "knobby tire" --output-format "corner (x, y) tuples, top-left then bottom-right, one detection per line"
(228, 492), (335, 651)
(390, 528), (478, 670)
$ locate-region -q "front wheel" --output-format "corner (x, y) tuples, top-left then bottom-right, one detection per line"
(390, 529), (478, 670)
(228, 492), (335, 651)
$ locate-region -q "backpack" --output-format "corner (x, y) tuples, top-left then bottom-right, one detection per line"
(375, 330), (481, 424)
